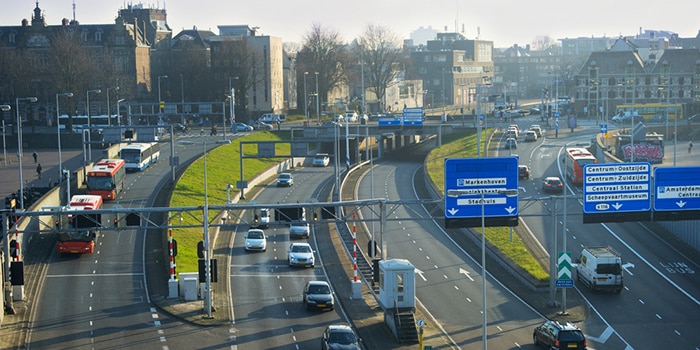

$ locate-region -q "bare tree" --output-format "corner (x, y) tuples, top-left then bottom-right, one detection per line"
(297, 23), (350, 118)
(356, 24), (405, 112)
(531, 35), (560, 53)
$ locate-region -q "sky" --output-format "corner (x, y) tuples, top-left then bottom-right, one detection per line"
(4, 0), (699, 48)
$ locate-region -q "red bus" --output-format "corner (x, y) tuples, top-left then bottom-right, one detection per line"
(86, 159), (126, 200)
(55, 195), (103, 254)
(564, 147), (598, 184)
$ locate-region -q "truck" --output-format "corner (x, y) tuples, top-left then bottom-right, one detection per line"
(575, 246), (623, 293)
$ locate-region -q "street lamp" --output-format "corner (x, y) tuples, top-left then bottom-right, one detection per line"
(106, 87), (119, 126)
(86, 89), (101, 128)
(315, 72), (320, 125)
(447, 187), (519, 350)
(16, 96), (38, 210)
(1, 105), (11, 167)
(56, 92), (73, 184)
(158, 75), (168, 114)
(303, 72), (309, 123)
(228, 76), (239, 136)
(116, 99), (125, 126)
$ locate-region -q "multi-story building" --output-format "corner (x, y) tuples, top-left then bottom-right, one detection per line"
(410, 32), (494, 112)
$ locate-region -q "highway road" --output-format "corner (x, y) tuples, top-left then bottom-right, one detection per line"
(501, 115), (700, 349)
(26, 133), (237, 349)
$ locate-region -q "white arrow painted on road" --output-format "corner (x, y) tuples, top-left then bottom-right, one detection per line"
(505, 206), (516, 214)
(448, 208), (459, 215)
(459, 268), (474, 282)
(613, 202), (623, 210)
(622, 262), (636, 276)
(415, 268), (427, 281)
(676, 200), (687, 208)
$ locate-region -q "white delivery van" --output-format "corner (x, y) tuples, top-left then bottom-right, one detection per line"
(576, 246), (623, 293)
(259, 113), (286, 123)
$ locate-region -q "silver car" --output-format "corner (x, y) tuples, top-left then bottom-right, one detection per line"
(288, 242), (314, 267)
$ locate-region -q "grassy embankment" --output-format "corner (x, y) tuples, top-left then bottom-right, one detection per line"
(425, 129), (549, 282)
(169, 123), (547, 282)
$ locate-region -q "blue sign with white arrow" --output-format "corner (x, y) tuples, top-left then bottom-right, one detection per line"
(583, 162), (651, 213)
(654, 166), (700, 211)
(444, 157), (519, 227)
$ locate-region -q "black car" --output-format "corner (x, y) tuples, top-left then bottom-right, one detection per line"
(321, 324), (360, 350)
(542, 176), (564, 193)
(518, 165), (530, 180)
(533, 321), (587, 349)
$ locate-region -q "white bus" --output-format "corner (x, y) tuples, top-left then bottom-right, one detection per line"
(119, 142), (160, 172)
(58, 114), (118, 131)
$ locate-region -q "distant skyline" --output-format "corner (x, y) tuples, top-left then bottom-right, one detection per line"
(4, 0), (699, 48)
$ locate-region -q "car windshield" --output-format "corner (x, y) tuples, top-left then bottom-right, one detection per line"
(248, 231), (263, 239)
(292, 245), (311, 253)
(330, 331), (356, 344)
(559, 330), (585, 341)
(279, 174), (290, 179)
(308, 284), (330, 294)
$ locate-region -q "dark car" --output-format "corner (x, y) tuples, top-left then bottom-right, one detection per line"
(518, 165), (530, 180)
(322, 324), (360, 350)
(533, 321), (587, 349)
(303, 280), (334, 311)
(542, 176), (564, 193)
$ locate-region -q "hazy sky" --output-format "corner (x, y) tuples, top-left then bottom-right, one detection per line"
(4, 0), (699, 48)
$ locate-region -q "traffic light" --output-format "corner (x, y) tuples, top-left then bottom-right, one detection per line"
(55, 219), (60, 228)
(197, 240), (205, 259)
(113, 217), (119, 227)
(9, 239), (19, 258)
(172, 239), (178, 257)
(198, 258), (218, 283)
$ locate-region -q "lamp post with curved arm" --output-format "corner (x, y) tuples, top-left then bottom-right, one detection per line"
(16, 96), (38, 210)
(56, 92), (73, 184)
(86, 89), (101, 128)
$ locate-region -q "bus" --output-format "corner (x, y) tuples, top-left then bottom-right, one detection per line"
(86, 159), (126, 200)
(564, 147), (598, 185)
(119, 142), (160, 172)
(615, 103), (683, 121)
(58, 114), (119, 131)
(55, 195), (103, 254)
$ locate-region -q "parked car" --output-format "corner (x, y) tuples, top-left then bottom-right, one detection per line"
(321, 324), (360, 350)
(288, 242), (314, 267)
(277, 172), (294, 187)
(529, 107), (541, 115)
(303, 280), (334, 311)
(542, 176), (564, 193)
(518, 165), (530, 180)
(313, 153), (330, 167)
(510, 109), (526, 117)
(322, 121), (342, 128)
(505, 138), (517, 149)
(533, 321), (587, 349)
(244, 229), (267, 252)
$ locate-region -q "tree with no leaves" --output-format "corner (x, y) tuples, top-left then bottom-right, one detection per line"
(355, 24), (405, 113)
(297, 23), (351, 118)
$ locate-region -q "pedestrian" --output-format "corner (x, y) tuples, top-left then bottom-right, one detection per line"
(36, 163), (42, 179)
(689, 141), (693, 154)
(32, 151), (38, 163)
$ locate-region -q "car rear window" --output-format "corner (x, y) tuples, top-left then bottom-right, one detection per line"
(559, 330), (585, 341)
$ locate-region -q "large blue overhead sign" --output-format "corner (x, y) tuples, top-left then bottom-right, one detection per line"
(583, 162), (652, 223)
(402, 107), (424, 126)
(444, 157), (519, 228)
(377, 115), (401, 127)
(653, 166), (700, 220)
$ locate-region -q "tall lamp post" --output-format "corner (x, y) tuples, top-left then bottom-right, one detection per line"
(106, 87), (119, 126)
(315, 72), (320, 125)
(303, 72), (309, 123)
(1, 105), (11, 167)
(56, 92), (73, 184)
(158, 75), (168, 116)
(16, 96), (38, 210)
(86, 89), (101, 128)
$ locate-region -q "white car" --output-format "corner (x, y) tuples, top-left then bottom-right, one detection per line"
(312, 153), (330, 167)
(288, 242), (314, 267)
(244, 229), (267, 252)
(345, 112), (358, 123)
(289, 221), (310, 238)
(257, 208), (271, 228)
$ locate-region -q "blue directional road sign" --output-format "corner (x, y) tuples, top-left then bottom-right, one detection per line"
(444, 157), (519, 228)
(583, 162), (651, 214)
(600, 124), (607, 134)
(378, 115), (401, 127)
(402, 107), (424, 126)
(654, 166), (700, 211)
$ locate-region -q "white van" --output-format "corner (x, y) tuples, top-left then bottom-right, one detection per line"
(576, 246), (623, 293)
(259, 113), (286, 123)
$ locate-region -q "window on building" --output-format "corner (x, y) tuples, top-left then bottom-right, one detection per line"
(95, 31), (102, 42)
